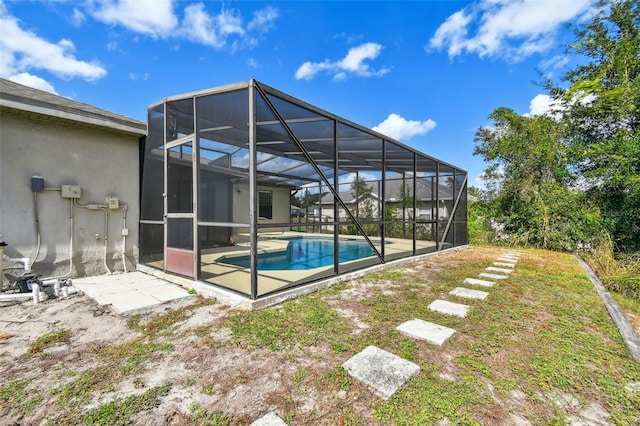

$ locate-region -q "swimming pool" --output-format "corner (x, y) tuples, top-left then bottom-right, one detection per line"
(220, 237), (380, 270)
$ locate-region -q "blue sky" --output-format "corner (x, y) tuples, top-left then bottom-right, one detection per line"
(0, 0), (596, 185)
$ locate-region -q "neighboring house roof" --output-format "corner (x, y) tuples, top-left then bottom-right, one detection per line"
(0, 78), (146, 136)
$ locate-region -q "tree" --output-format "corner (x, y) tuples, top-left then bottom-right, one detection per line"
(556, 0), (640, 252)
(474, 108), (604, 250)
(474, 0), (638, 254)
(350, 176), (375, 219)
(345, 176), (378, 236)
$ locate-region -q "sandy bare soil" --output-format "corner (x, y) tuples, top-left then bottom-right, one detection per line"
(0, 285), (383, 425)
(1, 247), (638, 425)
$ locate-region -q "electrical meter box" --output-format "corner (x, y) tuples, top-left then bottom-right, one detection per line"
(61, 185), (81, 198)
(31, 176), (44, 192)
(107, 196), (119, 209)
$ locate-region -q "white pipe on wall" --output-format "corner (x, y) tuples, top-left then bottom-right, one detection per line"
(32, 283), (40, 305)
(5, 257), (30, 273)
(49, 199), (74, 279)
(98, 207), (112, 274)
(30, 192), (41, 268)
(121, 205), (128, 273)
(73, 200), (112, 275)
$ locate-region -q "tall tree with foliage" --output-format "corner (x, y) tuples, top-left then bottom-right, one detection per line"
(556, 0), (640, 252)
(474, 0), (638, 254)
(350, 176), (375, 219)
(474, 108), (604, 250)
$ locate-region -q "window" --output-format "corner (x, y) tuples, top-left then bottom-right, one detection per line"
(259, 190), (273, 219)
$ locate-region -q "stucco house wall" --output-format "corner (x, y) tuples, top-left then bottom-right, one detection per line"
(232, 183), (292, 230)
(0, 79), (146, 286)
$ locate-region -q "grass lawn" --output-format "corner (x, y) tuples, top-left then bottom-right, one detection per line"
(1, 246), (639, 425)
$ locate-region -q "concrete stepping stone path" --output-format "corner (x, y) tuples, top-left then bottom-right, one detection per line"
(485, 266), (513, 274)
(342, 345), (420, 400)
(479, 272), (509, 280)
(464, 277), (495, 287)
(428, 299), (471, 318)
(494, 262), (515, 268)
(450, 287), (489, 300)
(250, 412), (288, 426)
(496, 256), (518, 263)
(396, 319), (456, 346)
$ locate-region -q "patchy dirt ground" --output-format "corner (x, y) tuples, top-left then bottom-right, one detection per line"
(1, 247), (638, 425)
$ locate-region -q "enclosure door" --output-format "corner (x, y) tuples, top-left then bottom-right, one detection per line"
(165, 140), (195, 277)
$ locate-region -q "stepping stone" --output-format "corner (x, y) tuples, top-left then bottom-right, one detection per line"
(464, 277), (494, 287)
(450, 287), (489, 300)
(251, 412), (288, 426)
(342, 345), (420, 400)
(494, 262), (515, 268)
(479, 272), (509, 280)
(428, 299), (470, 318)
(497, 256), (518, 262)
(396, 319), (456, 346)
(485, 266), (513, 274)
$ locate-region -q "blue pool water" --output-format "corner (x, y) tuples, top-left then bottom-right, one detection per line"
(220, 237), (379, 270)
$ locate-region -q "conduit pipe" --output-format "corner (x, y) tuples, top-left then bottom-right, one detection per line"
(98, 207), (112, 274)
(73, 200), (112, 274)
(30, 192), (41, 268)
(30, 187), (64, 270)
(49, 199), (74, 279)
(121, 205), (128, 273)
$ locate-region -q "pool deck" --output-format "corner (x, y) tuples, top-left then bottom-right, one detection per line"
(146, 231), (440, 300)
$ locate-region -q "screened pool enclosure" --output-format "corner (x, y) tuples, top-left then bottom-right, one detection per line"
(140, 80), (468, 299)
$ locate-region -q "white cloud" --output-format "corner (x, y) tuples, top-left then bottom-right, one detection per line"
(295, 42), (390, 81)
(90, 1), (277, 50)
(181, 3), (223, 48)
(429, 0), (593, 62)
(539, 55), (569, 71)
(91, 0), (177, 36)
(248, 58), (260, 68)
(0, 6), (106, 82)
(128, 72), (149, 81)
(215, 9), (244, 37)
(538, 54), (570, 78)
(333, 32), (364, 44)
(525, 92), (596, 118)
(525, 94), (560, 117)
(429, 10), (472, 57)
(248, 5), (278, 32)
(338, 172), (381, 187)
(71, 8), (85, 27)
(295, 60), (332, 80)
(372, 113), (436, 140)
(9, 72), (57, 94)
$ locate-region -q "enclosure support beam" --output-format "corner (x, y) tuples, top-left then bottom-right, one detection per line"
(438, 173), (467, 250)
(249, 80), (258, 299)
(255, 82), (384, 263)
